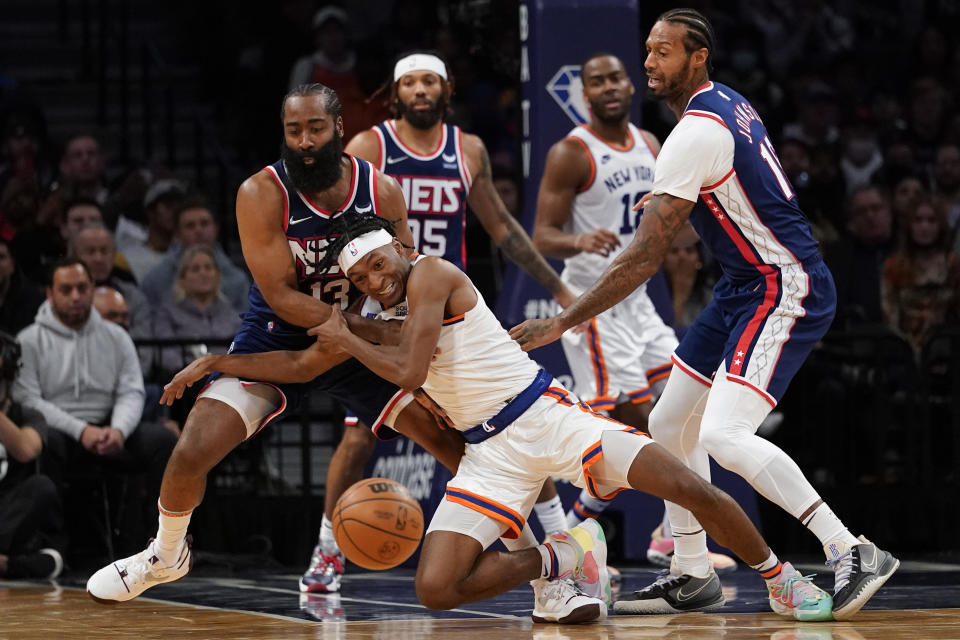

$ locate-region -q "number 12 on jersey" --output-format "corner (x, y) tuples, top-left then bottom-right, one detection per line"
(620, 191), (649, 234)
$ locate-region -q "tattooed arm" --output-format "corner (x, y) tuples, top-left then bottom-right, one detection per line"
(510, 193), (694, 349)
(461, 133), (574, 306)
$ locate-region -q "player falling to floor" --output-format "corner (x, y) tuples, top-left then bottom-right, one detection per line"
(162, 213), (839, 623)
(302, 50), (582, 596)
(532, 51), (735, 575)
(511, 8), (898, 621)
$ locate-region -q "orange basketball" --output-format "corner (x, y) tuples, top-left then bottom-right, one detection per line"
(332, 477), (424, 570)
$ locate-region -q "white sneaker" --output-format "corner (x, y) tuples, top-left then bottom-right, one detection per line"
(87, 536), (193, 603)
(531, 577), (606, 624)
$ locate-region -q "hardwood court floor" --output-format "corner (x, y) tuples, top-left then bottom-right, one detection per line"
(2, 561), (959, 639)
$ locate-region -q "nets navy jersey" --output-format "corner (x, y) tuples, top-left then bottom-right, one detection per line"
(683, 82), (820, 283)
(245, 154), (382, 337)
(372, 120), (471, 270)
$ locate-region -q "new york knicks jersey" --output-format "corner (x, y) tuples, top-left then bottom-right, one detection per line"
(681, 82), (820, 282)
(246, 155), (381, 332)
(360, 257), (539, 430)
(373, 120), (471, 270)
(562, 123), (657, 293)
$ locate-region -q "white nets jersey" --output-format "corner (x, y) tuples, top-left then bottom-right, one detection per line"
(361, 257), (540, 430)
(562, 123), (658, 293)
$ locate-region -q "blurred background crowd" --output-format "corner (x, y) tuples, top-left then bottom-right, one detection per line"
(0, 0), (958, 577)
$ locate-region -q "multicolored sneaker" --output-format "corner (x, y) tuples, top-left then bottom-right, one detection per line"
(827, 535), (899, 621)
(647, 523), (738, 574)
(299, 544), (345, 593)
(531, 578), (606, 624)
(547, 519), (610, 606)
(767, 562), (833, 622)
(86, 536), (193, 603)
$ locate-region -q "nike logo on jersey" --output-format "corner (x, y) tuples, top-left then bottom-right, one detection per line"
(289, 216), (311, 225)
(386, 155), (406, 164)
(355, 203), (373, 213)
(442, 153), (457, 163)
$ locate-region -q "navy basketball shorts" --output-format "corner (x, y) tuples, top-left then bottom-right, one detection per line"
(674, 257), (836, 406)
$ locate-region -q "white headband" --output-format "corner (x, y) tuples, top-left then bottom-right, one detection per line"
(338, 229), (394, 275)
(393, 54), (447, 82)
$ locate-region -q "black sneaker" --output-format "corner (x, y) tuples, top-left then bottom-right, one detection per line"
(829, 535), (899, 620)
(613, 568), (724, 614)
(6, 548), (63, 580)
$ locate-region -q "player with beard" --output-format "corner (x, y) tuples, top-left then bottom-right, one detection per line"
(298, 52), (582, 596)
(532, 52), (735, 574)
(86, 84), (471, 604)
(512, 8), (898, 620)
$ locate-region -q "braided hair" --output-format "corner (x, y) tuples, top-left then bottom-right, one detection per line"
(657, 8), (716, 73)
(315, 213), (410, 276)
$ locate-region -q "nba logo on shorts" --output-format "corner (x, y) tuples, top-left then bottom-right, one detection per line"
(267, 321), (275, 332)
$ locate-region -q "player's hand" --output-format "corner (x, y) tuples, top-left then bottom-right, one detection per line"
(509, 317), (565, 351)
(633, 192), (654, 211)
(575, 229), (621, 257)
(309, 306), (349, 346)
(161, 355), (217, 405)
(412, 388), (453, 430)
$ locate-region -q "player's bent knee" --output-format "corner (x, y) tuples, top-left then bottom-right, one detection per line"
(414, 570), (460, 610)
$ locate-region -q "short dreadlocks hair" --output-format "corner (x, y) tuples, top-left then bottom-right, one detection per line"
(315, 212), (412, 276)
(657, 8), (716, 73)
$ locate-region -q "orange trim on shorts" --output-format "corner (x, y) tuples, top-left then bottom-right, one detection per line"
(444, 486), (525, 539)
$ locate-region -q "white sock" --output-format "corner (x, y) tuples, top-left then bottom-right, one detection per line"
(802, 503), (859, 559)
(661, 510), (672, 536)
(155, 502), (192, 565)
(565, 491), (610, 527)
(671, 528), (711, 578)
(319, 514), (340, 554)
(537, 538), (578, 579)
(750, 550), (783, 586)
(534, 495), (568, 535)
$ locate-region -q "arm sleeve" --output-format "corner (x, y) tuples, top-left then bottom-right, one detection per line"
(11, 334), (87, 440)
(109, 331), (146, 437)
(653, 114), (735, 203)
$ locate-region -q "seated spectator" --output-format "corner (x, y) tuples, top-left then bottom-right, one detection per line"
(153, 246), (241, 377)
(69, 223), (151, 339)
(11, 197), (103, 286)
(662, 223), (713, 339)
(0, 330), (64, 581)
(12, 258), (176, 510)
(0, 237), (45, 335)
(890, 174), (927, 225)
(94, 286), (177, 433)
(140, 195), (250, 311)
(50, 133), (109, 206)
(0, 109), (54, 242)
(881, 196), (960, 352)
(122, 179), (184, 283)
(824, 184), (895, 327)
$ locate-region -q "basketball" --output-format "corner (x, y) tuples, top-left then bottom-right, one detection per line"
(332, 477), (424, 570)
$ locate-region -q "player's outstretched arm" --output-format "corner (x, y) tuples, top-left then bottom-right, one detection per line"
(461, 134), (574, 306)
(159, 345), (350, 404)
(510, 192), (694, 350)
(235, 171), (335, 328)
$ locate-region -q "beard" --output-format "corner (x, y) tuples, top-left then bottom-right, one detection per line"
(281, 131), (344, 194)
(397, 94), (448, 130)
(648, 59), (695, 103)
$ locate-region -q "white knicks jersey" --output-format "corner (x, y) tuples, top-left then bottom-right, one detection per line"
(360, 264), (540, 431)
(562, 123), (658, 293)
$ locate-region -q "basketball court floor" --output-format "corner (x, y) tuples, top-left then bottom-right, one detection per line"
(3, 559), (960, 639)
